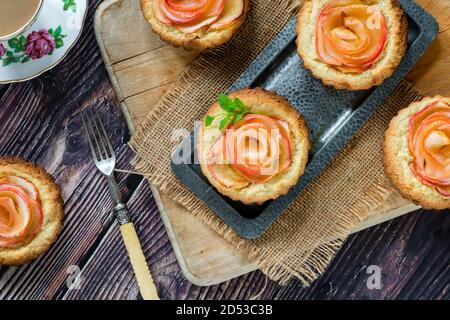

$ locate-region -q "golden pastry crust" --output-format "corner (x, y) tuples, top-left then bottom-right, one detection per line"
(297, 0), (408, 90)
(140, 0), (251, 51)
(197, 88), (311, 204)
(383, 96), (450, 210)
(0, 157), (64, 265)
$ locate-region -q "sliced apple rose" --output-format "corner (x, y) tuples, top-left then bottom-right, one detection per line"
(153, 0), (244, 34)
(0, 178), (43, 248)
(207, 114), (293, 187)
(408, 100), (450, 197)
(316, 0), (387, 73)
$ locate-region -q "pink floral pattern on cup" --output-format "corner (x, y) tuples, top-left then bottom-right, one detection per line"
(0, 44), (5, 57)
(26, 30), (56, 59)
(0, 26), (66, 66)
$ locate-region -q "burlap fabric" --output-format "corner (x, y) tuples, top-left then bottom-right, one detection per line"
(130, 0), (421, 284)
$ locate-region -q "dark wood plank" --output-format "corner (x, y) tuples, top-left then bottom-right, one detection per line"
(0, 0), (145, 299)
(0, 0), (448, 300)
(62, 181), (171, 300)
(278, 210), (450, 300)
(62, 180), (269, 300)
(0, 90), (137, 299)
(64, 200), (449, 300)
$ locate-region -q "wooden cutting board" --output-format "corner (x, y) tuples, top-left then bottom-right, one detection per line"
(94, 0), (446, 286)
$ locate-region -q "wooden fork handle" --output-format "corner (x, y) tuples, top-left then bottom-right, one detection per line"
(120, 222), (160, 300)
(114, 203), (159, 300)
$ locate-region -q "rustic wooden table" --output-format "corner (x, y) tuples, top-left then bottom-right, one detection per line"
(0, 0), (448, 300)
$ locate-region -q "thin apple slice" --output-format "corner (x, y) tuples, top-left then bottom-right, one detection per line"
(207, 136), (248, 189)
(166, 0), (208, 11)
(0, 197), (15, 229)
(153, 0), (172, 24)
(0, 186), (44, 247)
(176, 16), (219, 33)
(175, 0), (224, 33)
(437, 185), (450, 197)
(26, 200), (43, 240)
(208, 163), (249, 188)
(160, 0), (206, 24)
(275, 119), (293, 173)
(0, 176), (39, 202)
(210, 0), (244, 30)
(277, 134), (292, 173)
(0, 184), (32, 241)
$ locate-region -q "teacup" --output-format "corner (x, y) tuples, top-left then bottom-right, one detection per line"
(0, 0), (43, 41)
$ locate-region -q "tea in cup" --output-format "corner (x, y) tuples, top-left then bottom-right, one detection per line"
(0, 0), (43, 41)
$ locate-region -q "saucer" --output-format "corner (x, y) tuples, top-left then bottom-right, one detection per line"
(0, 0), (87, 84)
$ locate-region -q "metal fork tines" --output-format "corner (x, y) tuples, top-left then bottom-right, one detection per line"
(82, 109), (123, 205)
(81, 110), (116, 176)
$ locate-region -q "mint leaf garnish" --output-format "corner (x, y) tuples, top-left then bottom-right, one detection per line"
(205, 94), (250, 129)
(205, 115), (214, 127)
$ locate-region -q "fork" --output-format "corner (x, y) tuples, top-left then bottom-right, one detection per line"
(82, 109), (159, 300)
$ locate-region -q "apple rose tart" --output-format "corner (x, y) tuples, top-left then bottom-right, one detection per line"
(0, 157), (63, 265)
(140, 0), (251, 50)
(198, 88), (310, 204)
(384, 96), (450, 210)
(297, 0), (408, 90)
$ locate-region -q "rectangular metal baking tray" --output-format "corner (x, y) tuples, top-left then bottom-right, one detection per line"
(171, 0), (438, 239)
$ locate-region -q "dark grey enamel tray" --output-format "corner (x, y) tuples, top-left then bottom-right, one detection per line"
(172, 0), (438, 239)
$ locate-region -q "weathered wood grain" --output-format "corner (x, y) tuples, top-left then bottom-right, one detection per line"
(62, 199), (450, 299)
(0, 0), (142, 299)
(62, 181), (172, 300)
(0, 86), (135, 299)
(406, 0), (450, 96)
(0, 0), (448, 300)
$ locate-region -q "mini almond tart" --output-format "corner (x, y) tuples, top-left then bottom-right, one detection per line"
(141, 0), (251, 50)
(297, 0), (408, 90)
(0, 157), (64, 265)
(198, 88), (311, 205)
(383, 96), (450, 210)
